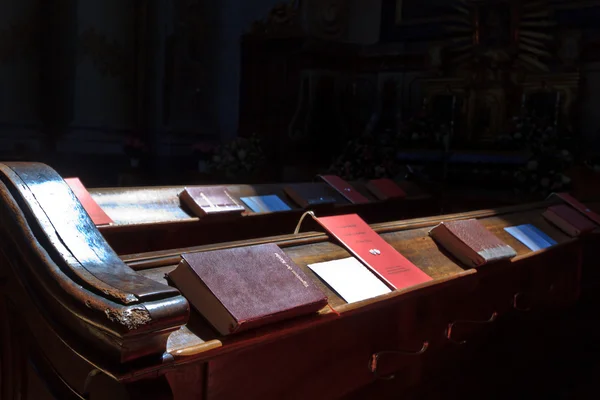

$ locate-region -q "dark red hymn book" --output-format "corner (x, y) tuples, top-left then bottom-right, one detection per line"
(543, 204), (597, 237)
(365, 178), (406, 201)
(428, 219), (516, 268)
(313, 214), (432, 290)
(318, 175), (370, 204)
(168, 243), (327, 335)
(180, 186), (245, 217)
(553, 192), (600, 226)
(64, 178), (113, 226)
(284, 183), (338, 208)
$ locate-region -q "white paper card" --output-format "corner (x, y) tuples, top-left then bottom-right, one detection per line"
(308, 257), (391, 304)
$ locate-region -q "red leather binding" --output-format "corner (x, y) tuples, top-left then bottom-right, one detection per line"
(543, 204), (597, 237)
(554, 192), (600, 226)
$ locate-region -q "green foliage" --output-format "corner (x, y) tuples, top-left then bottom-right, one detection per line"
(513, 115), (577, 196)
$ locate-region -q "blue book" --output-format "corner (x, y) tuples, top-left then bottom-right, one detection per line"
(240, 195), (292, 213)
(504, 224), (557, 251)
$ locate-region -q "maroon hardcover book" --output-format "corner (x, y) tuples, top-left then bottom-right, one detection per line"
(553, 192), (600, 226)
(283, 183), (340, 208)
(543, 204), (597, 237)
(168, 243), (328, 335)
(318, 175), (370, 204)
(429, 219), (517, 268)
(365, 178), (407, 201)
(179, 186), (245, 217)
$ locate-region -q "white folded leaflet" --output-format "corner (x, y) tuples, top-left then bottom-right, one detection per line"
(308, 257), (391, 304)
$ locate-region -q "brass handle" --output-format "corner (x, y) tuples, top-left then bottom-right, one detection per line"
(513, 292), (532, 312)
(368, 341), (429, 380)
(445, 312), (498, 345)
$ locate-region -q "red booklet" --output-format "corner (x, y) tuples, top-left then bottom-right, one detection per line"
(64, 178), (113, 226)
(314, 214), (432, 290)
(318, 175), (370, 204)
(553, 192), (600, 227)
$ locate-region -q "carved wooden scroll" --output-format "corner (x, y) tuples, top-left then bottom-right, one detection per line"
(0, 162), (189, 364)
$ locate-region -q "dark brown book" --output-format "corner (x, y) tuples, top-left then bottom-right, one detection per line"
(283, 183), (340, 208)
(168, 243), (328, 335)
(179, 186), (245, 217)
(543, 204), (597, 237)
(429, 219), (517, 268)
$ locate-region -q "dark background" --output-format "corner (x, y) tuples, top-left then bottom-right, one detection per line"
(1, 0), (599, 194)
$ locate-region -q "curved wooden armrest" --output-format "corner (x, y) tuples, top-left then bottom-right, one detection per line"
(0, 162), (189, 364)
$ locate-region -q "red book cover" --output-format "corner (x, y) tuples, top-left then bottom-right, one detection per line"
(318, 175), (370, 204)
(554, 192), (600, 226)
(64, 177), (113, 226)
(366, 178), (407, 201)
(314, 214), (432, 290)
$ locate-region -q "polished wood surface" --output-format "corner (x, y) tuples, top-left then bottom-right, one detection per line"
(0, 162), (597, 399)
(91, 180), (437, 255)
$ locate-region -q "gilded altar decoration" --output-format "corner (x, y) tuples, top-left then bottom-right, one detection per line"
(251, 0), (301, 36)
(78, 27), (133, 90)
(446, 0), (554, 71)
(305, 0), (349, 40)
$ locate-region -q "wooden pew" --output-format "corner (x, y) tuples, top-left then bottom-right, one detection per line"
(0, 162), (596, 399)
(89, 178), (437, 255)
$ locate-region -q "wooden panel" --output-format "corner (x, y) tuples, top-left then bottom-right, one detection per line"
(206, 306), (415, 400)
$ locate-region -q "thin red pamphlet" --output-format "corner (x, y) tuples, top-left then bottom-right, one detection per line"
(314, 214), (432, 290)
(64, 177), (113, 226)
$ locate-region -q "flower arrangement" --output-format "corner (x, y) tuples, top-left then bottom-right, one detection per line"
(395, 113), (449, 150)
(494, 115), (535, 150)
(123, 136), (147, 168)
(584, 150), (600, 174)
(209, 134), (265, 179)
(328, 134), (400, 180)
(192, 141), (218, 173)
(512, 115), (577, 197)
